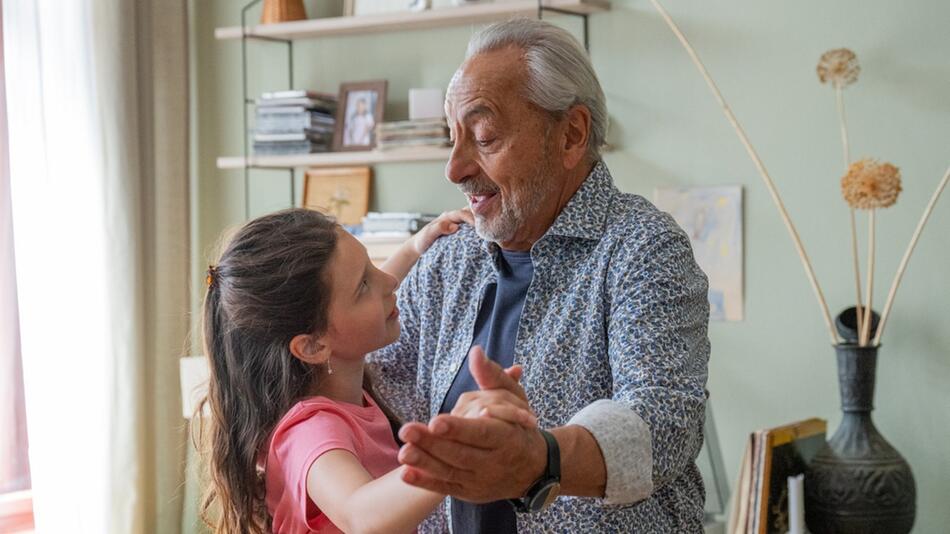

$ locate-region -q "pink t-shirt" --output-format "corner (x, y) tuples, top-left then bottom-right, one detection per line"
(264, 391), (401, 534)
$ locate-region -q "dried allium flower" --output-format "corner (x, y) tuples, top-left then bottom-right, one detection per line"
(817, 48), (860, 87)
(841, 159), (902, 209)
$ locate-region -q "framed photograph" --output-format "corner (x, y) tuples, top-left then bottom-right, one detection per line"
(333, 80), (387, 152)
(302, 166), (372, 225)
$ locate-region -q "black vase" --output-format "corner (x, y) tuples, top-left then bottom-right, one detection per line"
(804, 343), (916, 533)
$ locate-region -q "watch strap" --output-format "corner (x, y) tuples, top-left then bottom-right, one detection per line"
(509, 429), (560, 513)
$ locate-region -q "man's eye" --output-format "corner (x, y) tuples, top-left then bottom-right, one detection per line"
(476, 138), (495, 147)
(361, 278), (369, 291)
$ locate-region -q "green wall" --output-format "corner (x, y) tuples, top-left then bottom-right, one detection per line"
(188, 1), (950, 531)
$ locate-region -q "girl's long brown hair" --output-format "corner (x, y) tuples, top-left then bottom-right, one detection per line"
(196, 209), (340, 533)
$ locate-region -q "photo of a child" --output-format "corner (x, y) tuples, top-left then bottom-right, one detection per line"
(334, 80), (387, 151)
(343, 90), (377, 147)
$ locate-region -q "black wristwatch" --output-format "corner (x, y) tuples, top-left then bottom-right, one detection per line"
(509, 429), (561, 513)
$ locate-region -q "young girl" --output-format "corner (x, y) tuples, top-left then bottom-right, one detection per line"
(198, 208), (533, 534)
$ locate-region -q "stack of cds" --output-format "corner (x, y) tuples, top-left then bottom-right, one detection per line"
(357, 212), (437, 264)
(253, 90), (337, 156)
(375, 118), (450, 150)
(360, 212), (437, 238)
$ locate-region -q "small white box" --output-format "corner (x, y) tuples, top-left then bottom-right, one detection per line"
(409, 88), (445, 120)
(180, 355), (210, 419)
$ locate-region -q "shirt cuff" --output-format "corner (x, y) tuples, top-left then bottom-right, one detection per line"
(567, 399), (654, 505)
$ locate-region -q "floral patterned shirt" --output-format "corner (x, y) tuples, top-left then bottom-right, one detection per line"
(368, 162), (710, 533)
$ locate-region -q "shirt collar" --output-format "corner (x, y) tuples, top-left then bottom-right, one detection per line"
(479, 160), (615, 256)
(544, 160), (614, 241)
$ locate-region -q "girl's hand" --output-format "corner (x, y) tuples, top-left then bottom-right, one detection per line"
(450, 365), (538, 429)
(411, 208), (474, 255)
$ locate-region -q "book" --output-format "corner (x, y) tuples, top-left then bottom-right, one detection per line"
(364, 212), (429, 220)
(727, 434), (755, 534)
(376, 137), (451, 150)
(260, 89), (336, 101)
(374, 118), (450, 149)
(255, 96), (337, 112)
(256, 106), (334, 119)
(759, 418), (826, 534)
(255, 109), (335, 135)
(361, 212), (436, 234)
(253, 132), (332, 143)
(252, 141), (330, 156)
(377, 118), (448, 131)
(728, 418), (827, 534)
(378, 127), (449, 140)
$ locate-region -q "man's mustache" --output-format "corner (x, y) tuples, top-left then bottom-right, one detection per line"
(457, 179), (500, 196)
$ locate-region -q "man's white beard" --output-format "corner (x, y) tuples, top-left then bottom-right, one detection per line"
(473, 163), (554, 244)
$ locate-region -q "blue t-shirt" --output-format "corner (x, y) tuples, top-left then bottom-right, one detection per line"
(439, 248), (533, 533)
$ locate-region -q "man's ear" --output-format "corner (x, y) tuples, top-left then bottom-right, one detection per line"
(560, 104), (592, 170)
(289, 333), (331, 365)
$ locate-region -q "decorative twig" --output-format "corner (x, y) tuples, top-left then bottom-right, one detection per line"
(859, 211), (875, 346)
(648, 0), (840, 344)
(873, 164), (950, 346)
(836, 84), (864, 337)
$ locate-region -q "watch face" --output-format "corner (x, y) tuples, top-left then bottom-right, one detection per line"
(541, 481), (561, 508)
(529, 481), (561, 512)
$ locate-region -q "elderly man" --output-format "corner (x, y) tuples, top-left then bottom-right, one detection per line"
(368, 19), (710, 533)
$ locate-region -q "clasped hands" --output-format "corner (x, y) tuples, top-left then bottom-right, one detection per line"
(397, 346), (548, 503)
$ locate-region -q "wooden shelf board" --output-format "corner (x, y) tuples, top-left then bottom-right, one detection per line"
(215, 0), (609, 40)
(216, 146), (453, 169)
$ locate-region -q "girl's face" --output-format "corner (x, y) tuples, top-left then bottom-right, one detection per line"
(322, 229), (401, 358)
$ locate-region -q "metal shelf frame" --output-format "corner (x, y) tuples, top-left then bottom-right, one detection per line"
(233, 0), (595, 219)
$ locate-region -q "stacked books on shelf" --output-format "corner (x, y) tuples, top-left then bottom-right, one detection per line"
(357, 212), (437, 264)
(361, 212), (436, 235)
(375, 118), (450, 150)
(728, 418), (826, 534)
(253, 90), (337, 156)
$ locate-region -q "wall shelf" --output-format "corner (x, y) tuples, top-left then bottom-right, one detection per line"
(218, 0), (608, 217)
(215, 1), (609, 41)
(216, 146), (453, 170)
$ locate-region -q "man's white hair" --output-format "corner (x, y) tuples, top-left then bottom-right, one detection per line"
(465, 18), (608, 160)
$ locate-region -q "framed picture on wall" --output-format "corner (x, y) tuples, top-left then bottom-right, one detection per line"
(302, 166), (372, 225)
(333, 80), (387, 152)
(654, 185), (744, 321)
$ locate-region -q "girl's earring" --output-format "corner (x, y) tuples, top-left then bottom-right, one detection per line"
(326, 357), (333, 375)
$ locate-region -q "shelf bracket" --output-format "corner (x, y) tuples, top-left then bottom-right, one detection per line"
(241, 0), (296, 219)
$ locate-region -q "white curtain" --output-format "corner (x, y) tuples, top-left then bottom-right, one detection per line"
(3, 0), (190, 532)
(0, 0), (31, 498)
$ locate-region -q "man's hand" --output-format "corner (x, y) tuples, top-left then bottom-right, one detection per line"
(397, 347), (547, 502)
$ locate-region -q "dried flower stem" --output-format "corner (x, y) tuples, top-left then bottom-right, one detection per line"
(648, 0), (839, 344)
(873, 164), (950, 346)
(836, 84), (864, 337)
(835, 85), (851, 167)
(859, 211), (875, 346)
(849, 210), (863, 332)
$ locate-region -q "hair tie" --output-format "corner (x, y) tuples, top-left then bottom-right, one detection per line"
(206, 265), (218, 288)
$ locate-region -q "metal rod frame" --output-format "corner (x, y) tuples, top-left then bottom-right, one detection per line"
(536, 1), (590, 51)
(241, 0), (296, 220)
